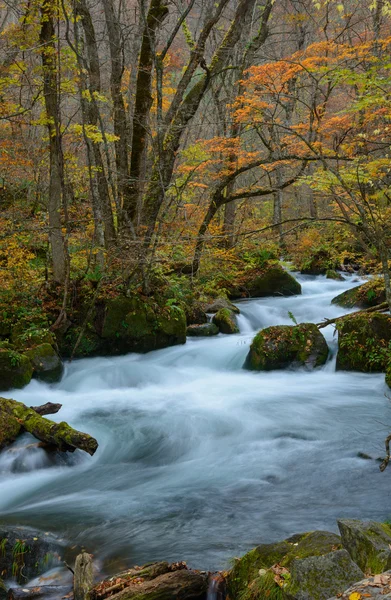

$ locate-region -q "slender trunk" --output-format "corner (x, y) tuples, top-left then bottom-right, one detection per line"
(192, 195), (223, 274)
(40, 5), (67, 283)
(273, 170), (283, 244)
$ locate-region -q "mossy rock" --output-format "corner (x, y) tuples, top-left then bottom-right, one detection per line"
(245, 323), (328, 371)
(338, 519), (391, 574)
(185, 302), (208, 325)
(326, 270), (344, 281)
(0, 349), (33, 391)
(187, 323), (219, 337)
(12, 325), (55, 349)
(25, 343), (63, 383)
(300, 249), (336, 275)
(336, 313), (391, 372)
(332, 279), (386, 309)
(204, 298), (240, 314)
(226, 531), (362, 600)
(226, 263), (302, 300)
(212, 308), (239, 334)
(57, 324), (101, 359)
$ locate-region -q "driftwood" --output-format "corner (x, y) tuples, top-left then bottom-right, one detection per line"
(90, 562), (204, 600)
(0, 398), (98, 455)
(6, 585), (71, 599)
(74, 552), (94, 600)
(30, 402), (62, 416)
(317, 302), (389, 330)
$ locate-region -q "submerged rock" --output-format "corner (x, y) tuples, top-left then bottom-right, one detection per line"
(225, 263), (301, 300)
(0, 525), (65, 584)
(245, 323), (328, 371)
(227, 530), (363, 600)
(338, 519), (391, 574)
(336, 313), (391, 372)
(332, 279), (386, 309)
(212, 308), (239, 334)
(186, 323), (219, 337)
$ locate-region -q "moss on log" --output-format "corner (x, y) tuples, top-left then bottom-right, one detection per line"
(0, 398), (98, 455)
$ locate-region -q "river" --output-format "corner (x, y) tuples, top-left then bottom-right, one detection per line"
(0, 273), (390, 573)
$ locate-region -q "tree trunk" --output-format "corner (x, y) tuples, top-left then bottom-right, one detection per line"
(192, 195), (223, 274)
(40, 6), (67, 282)
(74, 552), (94, 600)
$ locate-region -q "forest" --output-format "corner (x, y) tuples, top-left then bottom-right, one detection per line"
(2, 0), (391, 599)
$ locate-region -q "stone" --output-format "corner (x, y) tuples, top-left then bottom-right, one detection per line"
(328, 571), (391, 600)
(326, 270), (345, 281)
(226, 263), (302, 300)
(186, 323), (219, 337)
(338, 519), (391, 574)
(245, 323), (328, 371)
(0, 525), (66, 584)
(204, 298), (240, 314)
(212, 309), (239, 334)
(332, 279), (386, 309)
(0, 348), (32, 391)
(336, 313), (391, 372)
(185, 302), (208, 325)
(25, 343), (63, 383)
(300, 250), (335, 275)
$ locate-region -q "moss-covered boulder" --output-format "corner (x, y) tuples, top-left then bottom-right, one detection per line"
(204, 298), (240, 314)
(57, 295), (187, 358)
(0, 348), (33, 391)
(226, 263), (302, 300)
(0, 525), (65, 584)
(25, 343), (63, 383)
(187, 323), (219, 337)
(212, 308), (239, 334)
(336, 313), (391, 372)
(338, 519), (391, 574)
(245, 323), (329, 371)
(326, 270), (344, 281)
(332, 279), (386, 309)
(227, 531), (363, 600)
(185, 302), (208, 326)
(11, 325), (55, 349)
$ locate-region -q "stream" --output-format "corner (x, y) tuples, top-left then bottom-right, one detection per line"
(0, 273), (390, 573)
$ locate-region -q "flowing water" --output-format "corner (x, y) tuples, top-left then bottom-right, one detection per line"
(0, 274), (390, 573)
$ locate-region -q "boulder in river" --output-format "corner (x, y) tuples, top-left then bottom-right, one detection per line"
(336, 313), (391, 372)
(186, 323), (219, 337)
(225, 263), (301, 300)
(300, 249), (336, 275)
(24, 344), (63, 383)
(204, 298), (240, 314)
(0, 346), (33, 391)
(245, 323), (329, 371)
(227, 530), (363, 600)
(185, 302), (208, 326)
(332, 278), (386, 309)
(328, 570), (391, 600)
(338, 519), (391, 574)
(212, 309), (239, 334)
(326, 269), (345, 281)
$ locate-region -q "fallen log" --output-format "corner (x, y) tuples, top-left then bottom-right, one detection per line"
(30, 402), (62, 416)
(0, 398), (98, 455)
(317, 302), (389, 330)
(6, 585), (71, 599)
(106, 570), (208, 600)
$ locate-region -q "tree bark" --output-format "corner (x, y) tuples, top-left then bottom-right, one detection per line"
(74, 552), (94, 600)
(39, 5), (67, 283)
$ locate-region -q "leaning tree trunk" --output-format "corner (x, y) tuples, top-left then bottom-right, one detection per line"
(40, 5), (67, 283)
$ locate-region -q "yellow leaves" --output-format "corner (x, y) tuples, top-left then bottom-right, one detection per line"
(71, 124), (119, 144)
(349, 593), (361, 600)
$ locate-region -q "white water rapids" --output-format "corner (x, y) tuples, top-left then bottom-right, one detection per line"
(0, 274), (390, 572)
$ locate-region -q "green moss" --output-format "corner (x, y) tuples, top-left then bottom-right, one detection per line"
(212, 308), (239, 334)
(332, 278), (386, 308)
(0, 349), (33, 391)
(226, 262), (302, 300)
(0, 411), (22, 449)
(25, 344), (63, 383)
(246, 323), (328, 371)
(336, 313), (391, 372)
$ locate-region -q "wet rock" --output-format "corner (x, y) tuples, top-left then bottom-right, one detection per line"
(24, 344), (63, 383)
(226, 263), (301, 300)
(185, 302), (208, 326)
(300, 250), (336, 276)
(328, 570), (391, 600)
(204, 298), (240, 314)
(0, 525), (65, 584)
(336, 313), (391, 372)
(212, 309), (239, 334)
(186, 323), (219, 337)
(0, 348), (33, 391)
(245, 323), (328, 371)
(332, 279), (386, 309)
(338, 519), (391, 574)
